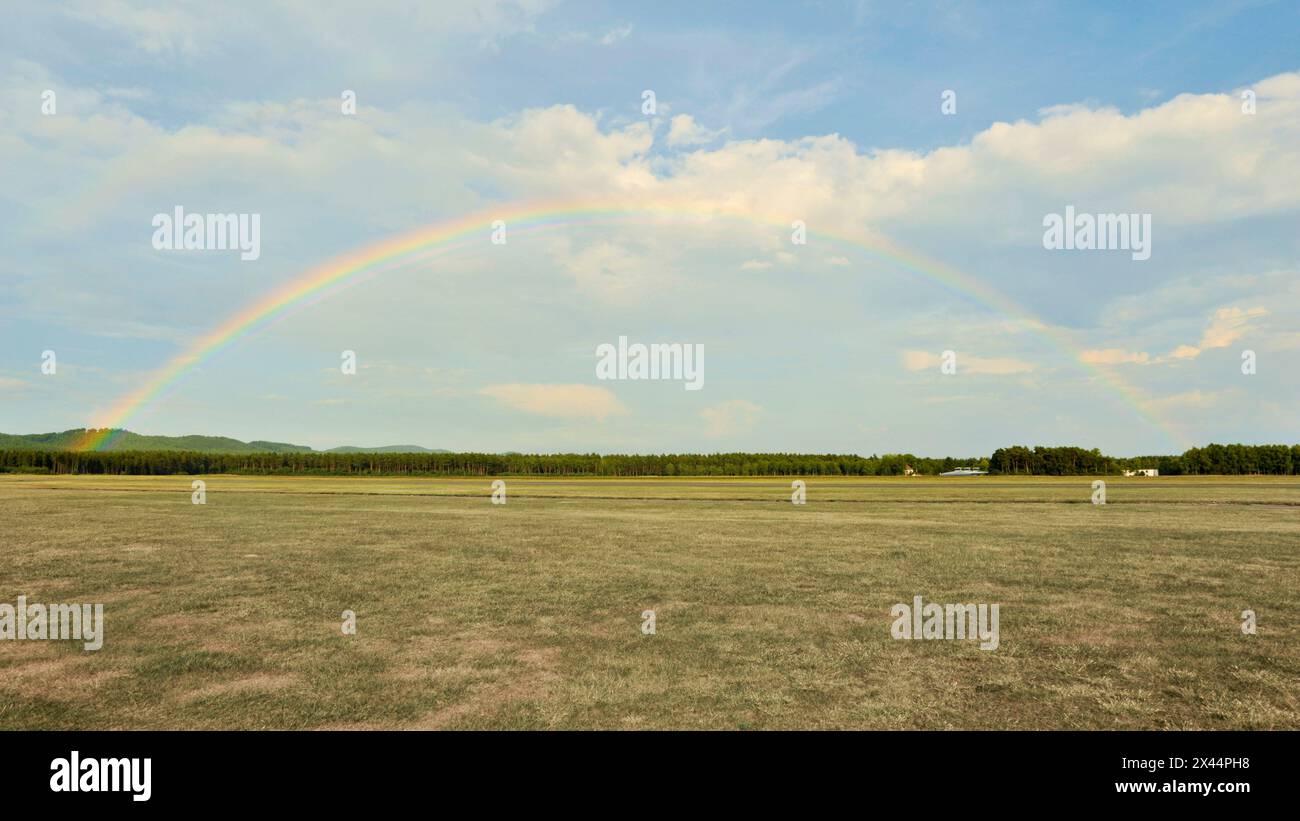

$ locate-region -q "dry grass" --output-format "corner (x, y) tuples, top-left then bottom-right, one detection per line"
(0, 474), (1296, 729)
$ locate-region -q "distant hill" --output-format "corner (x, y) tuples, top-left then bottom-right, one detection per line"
(246, 440), (315, 453)
(0, 430), (446, 454)
(0, 431), (86, 450)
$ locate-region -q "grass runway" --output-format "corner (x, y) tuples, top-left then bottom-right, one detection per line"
(1, 474), (1296, 729)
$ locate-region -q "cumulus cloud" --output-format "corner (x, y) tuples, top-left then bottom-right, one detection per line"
(451, 70), (1300, 268)
(14, 65), (1300, 258)
(665, 114), (725, 147)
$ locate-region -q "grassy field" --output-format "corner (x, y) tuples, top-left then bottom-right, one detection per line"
(0, 473), (1296, 729)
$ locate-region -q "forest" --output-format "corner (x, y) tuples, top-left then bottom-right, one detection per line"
(1, 442), (1297, 476)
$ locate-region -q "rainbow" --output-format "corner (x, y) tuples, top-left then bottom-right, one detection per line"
(74, 198), (1185, 451)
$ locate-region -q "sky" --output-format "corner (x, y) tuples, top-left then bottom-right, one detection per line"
(1, 0), (1297, 455)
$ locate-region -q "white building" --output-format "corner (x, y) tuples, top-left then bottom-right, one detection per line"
(1123, 468), (1159, 477)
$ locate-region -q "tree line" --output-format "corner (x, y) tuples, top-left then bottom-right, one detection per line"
(1, 443), (1296, 476)
(990, 444), (1300, 476)
(0, 450), (977, 477)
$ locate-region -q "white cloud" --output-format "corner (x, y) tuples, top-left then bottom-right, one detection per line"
(699, 400), (762, 436)
(58, 0), (559, 58)
(548, 237), (680, 304)
(1081, 305), (1270, 366)
(1157, 305), (1267, 361)
(17, 67), (1300, 263)
(1190, 307), (1261, 361)
(599, 23), (633, 45)
(481, 383), (627, 421)
(1198, 306), (1268, 349)
(61, 0), (210, 56)
(665, 114), (725, 147)
(902, 351), (1034, 375)
(1080, 348), (1151, 365)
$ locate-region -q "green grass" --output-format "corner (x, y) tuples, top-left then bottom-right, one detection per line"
(0, 474), (1296, 729)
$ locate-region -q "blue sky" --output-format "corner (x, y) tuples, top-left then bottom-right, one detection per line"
(1, 1), (1298, 454)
